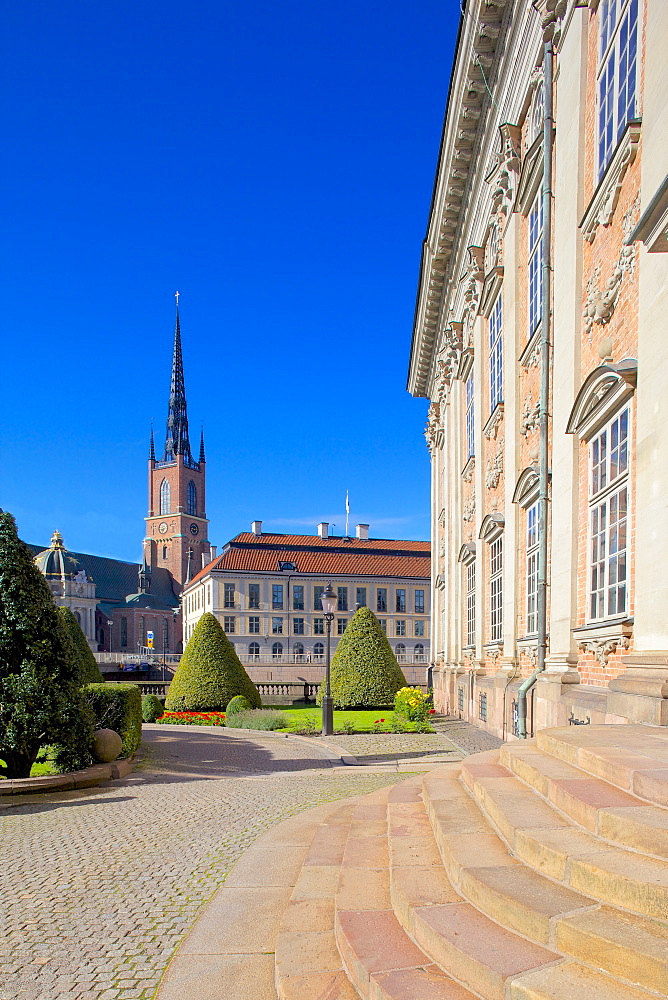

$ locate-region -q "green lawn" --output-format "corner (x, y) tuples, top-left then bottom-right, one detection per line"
(265, 707), (433, 734)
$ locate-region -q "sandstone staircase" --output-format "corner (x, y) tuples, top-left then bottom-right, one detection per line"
(275, 725), (668, 1000)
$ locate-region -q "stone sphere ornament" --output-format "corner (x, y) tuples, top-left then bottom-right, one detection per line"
(93, 728), (123, 763)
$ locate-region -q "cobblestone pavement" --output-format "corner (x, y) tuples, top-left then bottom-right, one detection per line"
(0, 726), (411, 1000)
(321, 731), (463, 763)
(430, 715), (504, 754)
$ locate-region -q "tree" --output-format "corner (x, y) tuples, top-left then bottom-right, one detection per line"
(57, 607), (104, 683)
(317, 606), (407, 708)
(0, 511), (94, 778)
(165, 612), (261, 711)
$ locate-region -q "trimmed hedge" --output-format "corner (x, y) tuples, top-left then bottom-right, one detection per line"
(142, 693), (165, 723)
(225, 695), (252, 716)
(58, 607), (104, 683)
(316, 606), (407, 709)
(165, 613), (261, 712)
(86, 684), (142, 758)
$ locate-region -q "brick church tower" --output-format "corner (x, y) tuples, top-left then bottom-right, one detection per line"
(144, 296), (210, 590)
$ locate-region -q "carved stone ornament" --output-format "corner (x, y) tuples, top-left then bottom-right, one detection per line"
(483, 404), (504, 440)
(525, 646), (539, 667)
(424, 400), (442, 451)
(435, 322), (464, 396)
(463, 495), (476, 523)
(486, 646), (502, 664)
(486, 442), (504, 489)
(462, 457), (475, 483)
(486, 123), (522, 219)
(583, 241), (636, 341)
(578, 635), (630, 665)
(521, 396), (540, 436)
(580, 121), (641, 242)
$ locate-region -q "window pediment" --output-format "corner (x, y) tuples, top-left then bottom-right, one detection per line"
(479, 514), (504, 543)
(480, 267), (504, 318)
(580, 120), (641, 242)
(566, 360), (637, 439)
(457, 543), (476, 566)
(514, 133), (544, 216)
(512, 466), (540, 508)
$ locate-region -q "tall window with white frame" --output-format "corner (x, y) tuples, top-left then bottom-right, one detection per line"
(528, 192), (544, 338)
(489, 295), (503, 413)
(598, 0), (638, 179)
(526, 503), (539, 634)
(589, 407), (629, 620)
(465, 375), (475, 460)
(465, 561), (476, 648)
(159, 479), (170, 515)
(490, 537), (503, 642)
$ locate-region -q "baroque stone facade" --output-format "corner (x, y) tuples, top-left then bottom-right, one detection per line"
(408, 0), (668, 736)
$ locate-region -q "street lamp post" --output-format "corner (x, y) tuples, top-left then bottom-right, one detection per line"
(107, 619), (114, 657)
(320, 582), (338, 736)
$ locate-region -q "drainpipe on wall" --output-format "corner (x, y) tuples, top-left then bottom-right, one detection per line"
(518, 32), (554, 738)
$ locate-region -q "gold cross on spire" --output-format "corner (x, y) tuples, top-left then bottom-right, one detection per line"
(175, 290), (180, 306)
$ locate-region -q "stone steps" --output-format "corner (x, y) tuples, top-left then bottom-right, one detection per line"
(273, 724), (668, 1000)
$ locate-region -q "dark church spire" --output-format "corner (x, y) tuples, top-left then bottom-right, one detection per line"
(149, 424), (155, 461)
(163, 291), (194, 464)
(199, 425), (206, 463)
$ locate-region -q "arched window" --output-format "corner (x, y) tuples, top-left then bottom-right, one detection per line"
(249, 642), (260, 657)
(314, 642), (324, 657)
(160, 479), (171, 515)
(272, 642), (283, 658)
(187, 480), (197, 516)
(120, 617), (128, 648)
(162, 545), (168, 560)
(74, 611), (81, 624)
(293, 642), (304, 658)
(414, 643), (425, 662)
(395, 643), (406, 661)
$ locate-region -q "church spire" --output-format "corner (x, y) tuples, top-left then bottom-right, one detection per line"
(163, 291), (194, 464)
(149, 424), (155, 461)
(199, 425), (206, 463)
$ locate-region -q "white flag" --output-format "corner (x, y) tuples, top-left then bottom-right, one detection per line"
(345, 491), (350, 514)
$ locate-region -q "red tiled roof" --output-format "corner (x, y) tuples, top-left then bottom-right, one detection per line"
(188, 533), (430, 588)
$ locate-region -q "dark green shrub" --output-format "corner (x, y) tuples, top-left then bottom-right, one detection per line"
(165, 613), (261, 712)
(0, 512), (95, 778)
(225, 709), (288, 731)
(225, 694), (252, 716)
(142, 693), (165, 723)
(57, 607), (104, 683)
(86, 684), (142, 757)
(316, 606), (406, 709)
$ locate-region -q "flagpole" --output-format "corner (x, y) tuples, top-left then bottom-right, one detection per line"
(345, 491), (350, 538)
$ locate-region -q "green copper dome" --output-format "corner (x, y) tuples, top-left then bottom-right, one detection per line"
(34, 531), (92, 582)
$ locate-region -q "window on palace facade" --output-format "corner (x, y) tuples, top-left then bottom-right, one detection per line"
(293, 585), (304, 610)
(414, 589), (425, 614)
(248, 616), (260, 634)
(527, 503), (540, 634)
(224, 616), (235, 634)
(293, 642), (304, 655)
(531, 81), (544, 143)
(377, 588), (387, 612)
(414, 643), (425, 660)
(490, 537), (503, 642)
(313, 618), (325, 635)
(272, 616), (283, 634)
(248, 584), (260, 609)
(414, 619), (425, 637)
(395, 620), (406, 637)
(598, 0), (638, 178)
(337, 618), (347, 635)
(314, 642), (324, 656)
(466, 375), (475, 459)
(356, 587), (367, 608)
(465, 562), (476, 647)
(207, 584), (211, 606)
(489, 295), (503, 412)
(272, 642), (283, 657)
(395, 643), (406, 658)
(160, 479), (170, 515)
(528, 192), (544, 337)
(224, 582), (235, 608)
(396, 589), (406, 613)
(589, 407), (630, 620)
(120, 617), (128, 648)
(249, 642), (260, 656)
(187, 480), (197, 516)
(337, 587), (348, 611)
(272, 584), (283, 610)
(314, 586), (324, 611)
(378, 619), (387, 633)
(293, 618), (304, 635)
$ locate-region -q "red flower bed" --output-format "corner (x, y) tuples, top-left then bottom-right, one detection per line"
(157, 711), (226, 727)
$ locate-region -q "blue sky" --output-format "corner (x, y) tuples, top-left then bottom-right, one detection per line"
(1, 1), (459, 561)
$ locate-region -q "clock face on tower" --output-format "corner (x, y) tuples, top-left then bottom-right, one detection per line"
(159, 522), (168, 534)
(189, 523), (199, 536)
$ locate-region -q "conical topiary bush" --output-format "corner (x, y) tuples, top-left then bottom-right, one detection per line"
(57, 607), (104, 683)
(317, 605), (407, 709)
(165, 612), (261, 711)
